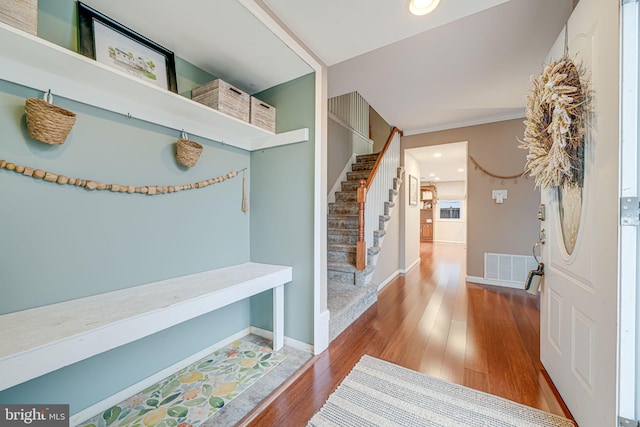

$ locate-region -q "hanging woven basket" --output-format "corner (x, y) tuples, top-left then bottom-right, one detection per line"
(176, 137), (203, 167)
(25, 94), (76, 145)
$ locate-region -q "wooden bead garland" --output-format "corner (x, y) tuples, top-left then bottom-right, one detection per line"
(0, 159), (247, 196)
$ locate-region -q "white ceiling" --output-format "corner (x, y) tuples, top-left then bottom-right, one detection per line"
(79, 0), (574, 176)
(261, 0), (511, 67)
(406, 142), (468, 183)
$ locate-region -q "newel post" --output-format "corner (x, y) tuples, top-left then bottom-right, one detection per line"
(356, 179), (366, 271)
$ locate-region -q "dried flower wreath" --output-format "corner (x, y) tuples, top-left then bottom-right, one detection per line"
(519, 57), (588, 189)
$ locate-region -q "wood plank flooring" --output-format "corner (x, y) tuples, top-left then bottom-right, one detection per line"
(241, 242), (574, 426)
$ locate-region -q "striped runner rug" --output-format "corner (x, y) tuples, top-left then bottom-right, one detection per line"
(307, 355), (575, 427)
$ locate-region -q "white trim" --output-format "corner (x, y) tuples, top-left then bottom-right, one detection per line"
(401, 257), (421, 274)
(433, 239), (466, 244)
(377, 270), (401, 292)
(249, 127), (310, 151)
(618, 0), (639, 419)
(70, 328), (251, 426)
(239, 1), (329, 355)
(314, 310), (330, 354)
(403, 111), (525, 136)
(250, 326), (314, 354)
(466, 275), (525, 290)
(329, 153), (357, 203)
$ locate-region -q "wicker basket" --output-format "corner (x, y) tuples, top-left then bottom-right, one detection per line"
(25, 97), (77, 145)
(192, 79), (250, 122)
(176, 138), (203, 167)
(0, 0), (37, 35)
(250, 96), (276, 133)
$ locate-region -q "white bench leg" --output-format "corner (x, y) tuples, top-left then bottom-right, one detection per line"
(273, 285), (284, 350)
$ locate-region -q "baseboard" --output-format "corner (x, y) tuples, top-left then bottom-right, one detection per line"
(377, 270), (401, 292)
(433, 240), (466, 245)
(250, 326), (314, 354)
(70, 328), (252, 426)
(466, 275), (524, 290)
(401, 257), (421, 274)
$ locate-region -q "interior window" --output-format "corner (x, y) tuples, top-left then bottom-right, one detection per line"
(439, 199), (462, 220)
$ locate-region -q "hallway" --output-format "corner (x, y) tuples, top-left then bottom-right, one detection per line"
(243, 242), (574, 426)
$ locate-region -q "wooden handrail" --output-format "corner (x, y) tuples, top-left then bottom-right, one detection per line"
(365, 126), (403, 190)
(356, 179), (366, 271)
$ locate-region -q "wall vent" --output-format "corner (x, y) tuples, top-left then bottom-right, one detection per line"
(484, 253), (538, 285)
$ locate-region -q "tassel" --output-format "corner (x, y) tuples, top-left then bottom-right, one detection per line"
(241, 170), (248, 212)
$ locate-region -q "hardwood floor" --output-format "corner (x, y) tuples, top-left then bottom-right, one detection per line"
(241, 242), (574, 426)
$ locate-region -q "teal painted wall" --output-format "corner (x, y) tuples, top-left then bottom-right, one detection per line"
(0, 1), (273, 415)
(250, 73), (316, 344)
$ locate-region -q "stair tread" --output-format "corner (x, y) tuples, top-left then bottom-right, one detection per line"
(328, 244), (356, 252)
(329, 201), (358, 206)
(328, 228), (358, 233)
(328, 262), (375, 274)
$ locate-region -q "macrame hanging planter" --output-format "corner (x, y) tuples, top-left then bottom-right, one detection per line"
(519, 26), (588, 189)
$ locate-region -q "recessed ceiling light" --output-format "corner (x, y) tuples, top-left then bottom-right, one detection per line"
(458, 168), (464, 172)
(409, 0), (440, 16)
(429, 173), (435, 177)
(435, 177), (440, 181)
(433, 153), (442, 158)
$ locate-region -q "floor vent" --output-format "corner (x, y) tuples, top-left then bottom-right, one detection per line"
(484, 253), (538, 285)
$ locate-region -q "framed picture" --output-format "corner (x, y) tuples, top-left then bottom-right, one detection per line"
(409, 175), (418, 205)
(77, 2), (178, 93)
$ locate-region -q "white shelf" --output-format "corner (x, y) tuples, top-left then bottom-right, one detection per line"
(0, 22), (308, 151)
(0, 262), (292, 391)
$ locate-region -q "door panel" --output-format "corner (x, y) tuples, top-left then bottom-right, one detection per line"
(540, 0), (619, 426)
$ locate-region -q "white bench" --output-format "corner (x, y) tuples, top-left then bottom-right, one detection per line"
(0, 262), (292, 391)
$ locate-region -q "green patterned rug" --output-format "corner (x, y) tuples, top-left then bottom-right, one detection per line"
(79, 340), (286, 427)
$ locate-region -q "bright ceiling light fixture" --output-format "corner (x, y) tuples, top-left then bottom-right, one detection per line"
(409, 0), (441, 16)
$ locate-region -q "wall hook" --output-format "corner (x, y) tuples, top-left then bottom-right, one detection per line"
(181, 129), (188, 140)
(44, 89), (53, 104)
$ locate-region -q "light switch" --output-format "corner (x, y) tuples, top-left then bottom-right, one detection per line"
(492, 190), (508, 204)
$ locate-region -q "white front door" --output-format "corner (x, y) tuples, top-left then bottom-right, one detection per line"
(539, 1), (620, 426)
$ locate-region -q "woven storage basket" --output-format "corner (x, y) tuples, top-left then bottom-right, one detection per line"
(250, 96), (276, 133)
(176, 138), (203, 167)
(0, 0), (37, 35)
(25, 97), (77, 145)
(192, 79), (250, 122)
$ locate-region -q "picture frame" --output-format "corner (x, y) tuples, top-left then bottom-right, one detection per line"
(409, 175), (418, 206)
(77, 2), (178, 93)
